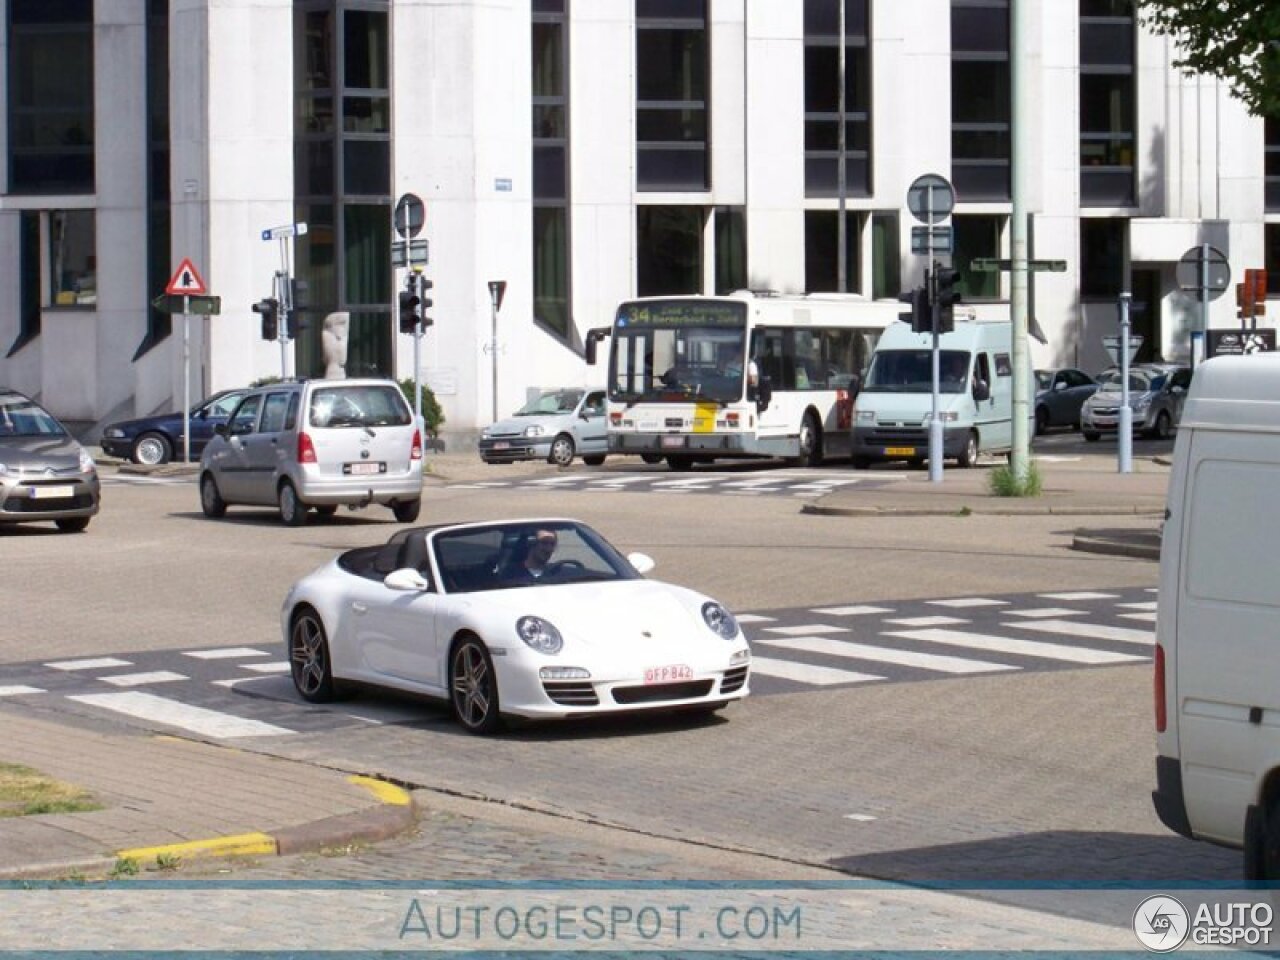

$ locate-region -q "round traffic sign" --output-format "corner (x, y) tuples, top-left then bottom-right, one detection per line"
(906, 174), (955, 225)
(394, 193), (425, 239)
(1175, 244), (1230, 300)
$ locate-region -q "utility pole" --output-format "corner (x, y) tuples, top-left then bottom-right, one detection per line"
(1009, 0), (1031, 483)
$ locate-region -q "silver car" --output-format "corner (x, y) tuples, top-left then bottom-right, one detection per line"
(0, 389), (100, 533)
(1081, 363), (1192, 441)
(199, 378), (424, 526)
(479, 388), (608, 466)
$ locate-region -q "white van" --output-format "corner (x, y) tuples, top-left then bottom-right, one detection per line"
(1152, 353), (1280, 881)
(851, 318), (1029, 468)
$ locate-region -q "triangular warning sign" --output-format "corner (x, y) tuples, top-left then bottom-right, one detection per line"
(165, 258), (207, 296)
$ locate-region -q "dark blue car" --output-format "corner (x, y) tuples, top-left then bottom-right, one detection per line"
(100, 389), (248, 464)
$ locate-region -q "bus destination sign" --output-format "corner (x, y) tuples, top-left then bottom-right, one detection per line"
(616, 300), (746, 328)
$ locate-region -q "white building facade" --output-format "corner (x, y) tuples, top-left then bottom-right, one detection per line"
(1, 0), (1277, 441)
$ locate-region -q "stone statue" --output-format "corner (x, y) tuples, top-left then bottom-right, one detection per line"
(321, 311), (350, 379)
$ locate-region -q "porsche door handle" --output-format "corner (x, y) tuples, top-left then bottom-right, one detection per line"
(351, 602), (368, 614)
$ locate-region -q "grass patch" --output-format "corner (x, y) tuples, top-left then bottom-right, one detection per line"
(987, 460), (1043, 497)
(0, 762), (101, 818)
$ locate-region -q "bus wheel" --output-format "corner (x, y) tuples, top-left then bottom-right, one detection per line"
(852, 457), (871, 470)
(641, 453), (664, 465)
(666, 456), (693, 472)
(957, 431), (979, 469)
(793, 413), (823, 468)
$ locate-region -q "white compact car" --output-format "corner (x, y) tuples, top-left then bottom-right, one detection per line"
(478, 388), (608, 466)
(282, 518), (751, 733)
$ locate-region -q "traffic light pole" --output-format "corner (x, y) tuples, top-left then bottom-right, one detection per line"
(412, 270), (423, 424)
(1009, 0), (1031, 484)
(928, 264), (944, 484)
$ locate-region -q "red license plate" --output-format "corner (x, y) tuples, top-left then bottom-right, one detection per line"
(644, 663), (693, 684)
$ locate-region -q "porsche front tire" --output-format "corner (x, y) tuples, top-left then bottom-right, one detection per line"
(450, 636), (503, 734)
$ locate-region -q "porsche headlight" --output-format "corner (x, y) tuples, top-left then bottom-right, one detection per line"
(104, 427), (126, 439)
(78, 448), (96, 474)
(701, 602), (739, 641)
(517, 616), (563, 654)
(524, 424), (546, 438)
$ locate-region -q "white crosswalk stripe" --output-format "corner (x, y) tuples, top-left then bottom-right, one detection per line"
(884, 628), (1145, 665)
(68, 692), (294, 739)
(1006, 619), (1154, 646)
(755, 635), (1018, 675)
(748, 656), (883, 686)
(100, 671), (188, 687)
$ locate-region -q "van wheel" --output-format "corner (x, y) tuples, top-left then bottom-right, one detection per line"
(1246, 794), (1280, 882)
(641, 453), (664, 464)
(1034, 406), (1050, 436)
(392, 498), (421, 523)
(278, 481), (308, 527)
(792, 413), (822, 467)
(548, 433), (575, 467)
(1083, 431), (1101, 442)
(1147, 410), (1172, 440)
(582, 455), (606, 466)
(200, 474), (227, 518)
(957, 431), (979, 468)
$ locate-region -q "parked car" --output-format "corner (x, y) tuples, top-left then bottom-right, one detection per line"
(281, 517), (751, 733)
(100, 388), (249, 465)
(1081, 363), (1192, 441)
(1033, 368), (1098, 434)
(0, 388), (100, 533)
(479, 388), (608, 467)
(199, 378), (423, 526)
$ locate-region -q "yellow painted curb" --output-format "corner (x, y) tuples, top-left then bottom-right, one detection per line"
(118, 832), (277, 863)
(347, 774), (412, 806)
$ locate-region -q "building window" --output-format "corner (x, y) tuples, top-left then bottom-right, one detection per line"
(804, 0), (871, 198)
(7, 0), (95, 193)
(1080, 0), (1136, 207)
(1080, 218), (1126, 299)
(714, 206), (747, 295)
(1266, 224), (1280, 296)
(139, 0), (172, 358)
(636, 0), (708, 192)
(805, 211), (861, 293)
(294, 2), (391, 379)
(1266, 116), (1280, 213)
(870, 212), (900, 299)
(533, 0), (570, 341)
(8, 211), (41, 356)
(953, 215), (1001, 300)
(48, 210), (96, 306)
(952, 0), (1009, 201)
(638, 206), (703, 296)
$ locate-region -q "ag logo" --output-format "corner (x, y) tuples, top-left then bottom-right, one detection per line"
(1133, 895), (1190, 952)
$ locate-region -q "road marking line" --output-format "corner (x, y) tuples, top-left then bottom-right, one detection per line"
(884, 616), (968, 627)
(1004, 607), (1086, 619)
(1008, 619), (1154, 645)
(926, 598), (1009, 608)
(1117, 601), (1158, 611)
(525, 476), (587, 485)
(45, 657), (133, 671)
(756, 636), (1018, 675)
(100, 671), (188, 687)
(734, 613), (776, 624)
(811, 605), (894, 616)
(68, 692), (295, 738)
(1120, 612), (1158, 623)
(748, 657), (883, 685)
(762, 624), (851, 636)
(240, 661), (291, 674)
(1037, 591), (1119, 600)
(884, 628), (1146, 664)
(0, 685), (44, 696)
(182, 647), (271, 660)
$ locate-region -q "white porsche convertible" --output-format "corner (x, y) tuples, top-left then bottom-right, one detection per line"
(281, 518), (752, 733)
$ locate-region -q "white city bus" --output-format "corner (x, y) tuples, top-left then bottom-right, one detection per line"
(586, 291), (900, 470)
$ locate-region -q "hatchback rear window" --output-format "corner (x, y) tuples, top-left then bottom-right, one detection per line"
(308, 385), (411, 429)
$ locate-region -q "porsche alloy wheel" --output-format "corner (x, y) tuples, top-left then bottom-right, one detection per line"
(290, 608), (335, 703)
(451, 637), (502, 734)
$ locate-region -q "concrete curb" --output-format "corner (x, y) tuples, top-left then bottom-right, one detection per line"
(1070, 534), (1161, 561)
(802, 502), (1166, 518)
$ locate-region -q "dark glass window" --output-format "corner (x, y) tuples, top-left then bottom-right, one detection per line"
(1080, 218), (1126, 299)
(804, 211), (861, 293)
(871, 212), (900, 300)
(637, 207), (703, 296)
(7, 0), (95, 193)
(953, 215), (1001, 300)
(1266, 224), (1280, 296)
(8, 211), (41, 356)
(533, 2), (570, 341)
(714, 206), (747, 295)
(1080, 1), (1135, 206)
(636, 1), (709, 191)
(48, 210), (96, 307)
(1266, 116), (1280, 213)
(952, 1), (1010, 202)
(804, 0), (871, 198)
(140, 0), (172, 357)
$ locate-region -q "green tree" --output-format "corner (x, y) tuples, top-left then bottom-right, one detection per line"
(398, 378), (445, 439)
(1138, 1), (1280, 117)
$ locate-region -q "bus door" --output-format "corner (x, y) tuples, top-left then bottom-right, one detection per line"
(752, 327), (792, 440)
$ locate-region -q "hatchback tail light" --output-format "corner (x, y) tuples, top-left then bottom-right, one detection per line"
(297, 432), (317, 464)
(410, 429), (423, 461)
(1154, 642), (1167, 733)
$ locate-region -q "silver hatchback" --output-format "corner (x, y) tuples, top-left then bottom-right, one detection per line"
(0, 389), (100, 533)
(199, 379), (424, 526)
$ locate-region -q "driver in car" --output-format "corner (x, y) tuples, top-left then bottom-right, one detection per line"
(505, 529), (559, 582)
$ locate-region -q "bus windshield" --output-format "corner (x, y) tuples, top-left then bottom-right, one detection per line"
(609, 300), (748, 404)
(862, 350), (972, 394)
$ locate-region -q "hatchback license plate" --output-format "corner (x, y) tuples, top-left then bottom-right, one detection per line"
(492, 441), (510, 450)
(29, 485), (74, 499)
(660, 435), (685, 449)
(345, 462), (383, 476)
(884, 446), (915, 456)
(644, 663), (693, 684)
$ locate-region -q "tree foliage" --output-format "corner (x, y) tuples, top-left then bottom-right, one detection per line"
(1137, 1), (1280, 117)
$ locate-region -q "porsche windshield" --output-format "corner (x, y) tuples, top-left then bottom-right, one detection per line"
(432, 522), (640, 593)
(608, 301), (748, 404)
(862, 350), (972, 394)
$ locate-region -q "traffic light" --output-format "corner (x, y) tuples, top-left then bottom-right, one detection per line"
(252, 298), (280, 341)
(420, 278), (435, 328)
(398, 273), (421, 334)
(934, 266), (962, 334)
(285, 309), (305, 340)
(898, 284), (930, 334)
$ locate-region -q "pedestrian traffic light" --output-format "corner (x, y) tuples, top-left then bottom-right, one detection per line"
(252, 298), (280, 341)
(898, 285), (930, 334)
(420, 278), (435, 328)
(398, 273), (421, 334)
(934, 266), (962, 334)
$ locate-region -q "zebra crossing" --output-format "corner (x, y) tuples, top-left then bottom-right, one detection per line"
(0, 586), (1157, 740)
(447, 468), (903, 498)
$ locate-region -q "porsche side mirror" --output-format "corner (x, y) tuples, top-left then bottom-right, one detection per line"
(384, 568), (430, 592)
(627, 552), (656, 575)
